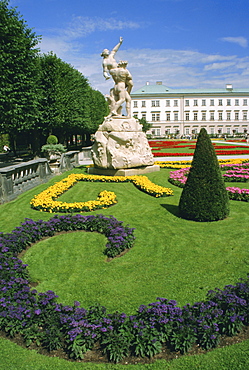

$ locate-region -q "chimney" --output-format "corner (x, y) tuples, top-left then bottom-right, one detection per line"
(146, 81), (149, 85)
(226, 84), (233, 91)
(156, 81), (162, 85)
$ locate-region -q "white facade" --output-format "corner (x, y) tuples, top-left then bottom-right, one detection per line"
(131, 82), (249, 137)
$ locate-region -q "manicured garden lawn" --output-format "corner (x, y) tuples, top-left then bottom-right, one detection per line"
(0, 165), (249, 369)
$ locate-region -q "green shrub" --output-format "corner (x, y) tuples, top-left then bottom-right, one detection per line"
(46, 135), (58, 145)
(179, 128), (230, 221)
(41, 143), (66, 154)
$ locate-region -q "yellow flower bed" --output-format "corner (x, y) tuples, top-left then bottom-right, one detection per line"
(155, 158), (248, 169)
(30, 173), (173, 213)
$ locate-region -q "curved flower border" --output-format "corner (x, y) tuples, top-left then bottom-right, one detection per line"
(0, 215), (249, 362)
(30, 173), (173, 213)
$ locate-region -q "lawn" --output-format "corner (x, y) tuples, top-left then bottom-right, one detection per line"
(0, 165), (249, 369)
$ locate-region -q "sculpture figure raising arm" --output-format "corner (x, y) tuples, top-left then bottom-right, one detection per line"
(101, 37), (123, 80)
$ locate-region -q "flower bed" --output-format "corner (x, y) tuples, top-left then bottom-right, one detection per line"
(168, 167), (249, 201)
(30, 174), (173, 213)
(149, 140), (249, 157)
(155, 158), (248, 169)
(0, 216), (248, 362)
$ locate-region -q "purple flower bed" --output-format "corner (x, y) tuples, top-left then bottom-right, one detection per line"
(0, 215), (249, 362)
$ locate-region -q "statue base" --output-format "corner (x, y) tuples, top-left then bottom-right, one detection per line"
(88, 164), (160, 177)
(91, 116), (155, 169)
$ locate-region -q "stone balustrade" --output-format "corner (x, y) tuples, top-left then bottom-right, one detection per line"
(60, 150), (79, 171)
(0, 159), (53, 204)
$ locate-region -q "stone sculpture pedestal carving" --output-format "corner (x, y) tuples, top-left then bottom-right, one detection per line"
(89, 117), (159, 176)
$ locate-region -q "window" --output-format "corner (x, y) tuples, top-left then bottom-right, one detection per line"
(166, 112), (170, 121)
(133, 101), (138, 108)
(151, 101), (156, 107)
(152, 113), (160, 121)
(227, 127), (231, 134)
(210, 99), (214, 106)
(133, 112), (138, 118)
(194, 100), (198, 106)
(227, 99), (231, 106)
(202, 112), (206, 121)
(156, 100), (160, 107)
(243, 111), (247, 120)
(227, 112), (231, 121)
(185, 128), (190, 135)
(166, 100), (170, 107)
(210, 111), (214, 121)
(174, 112), (178, 121)
(218, 112), (223, 120)
(185, 100), (189, 106)
(235, 99), (239, 106)
(218, 99), (223, 106)
(152, 128), (161, 136)
(243, 99), (247, 106)
(202, 99), (206, 106)
(142, 101), (146, 107)
(194, 112), (198, 121)
(142, 113), (146, 120)
(235, 111), (239, 120)
(174, 100), (178, 107)
(210, 127), (215, 134)
(185, 112), (190, 121)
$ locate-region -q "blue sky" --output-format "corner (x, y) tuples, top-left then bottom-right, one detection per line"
(9, 0), (249, 94)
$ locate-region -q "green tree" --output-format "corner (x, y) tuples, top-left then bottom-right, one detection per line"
(179, 128), (229, 222)
(138, 117), (152, 133)
(37, 53), (106, 147)
(0, 0), (41, 153)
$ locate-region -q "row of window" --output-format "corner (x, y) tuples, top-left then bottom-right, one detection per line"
(134, 111), (248, 122)
(133, 99), (248, 108)
(151, 127), (245, 136)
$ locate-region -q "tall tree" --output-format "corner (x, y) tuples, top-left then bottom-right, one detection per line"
(0, 0), (41, 153)
(179, 128), (230, 222)
(37, 53), (107, 147)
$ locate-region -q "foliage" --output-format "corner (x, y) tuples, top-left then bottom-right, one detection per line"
(179, 128), (230, 221)
(138, 117), (153, 133)
(0, 0), (40, 139)
(47, 135), (58, 145)
(41, 143), (66, 153)
(37, 53), (106, 144)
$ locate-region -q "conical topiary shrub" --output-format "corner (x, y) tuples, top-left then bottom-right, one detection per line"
(179, 128), (229, 221)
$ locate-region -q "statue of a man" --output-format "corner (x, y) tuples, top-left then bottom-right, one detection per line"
(101, 37), (123, 80)
(106, 61), (133, 118)
(101, 38), (133, 118)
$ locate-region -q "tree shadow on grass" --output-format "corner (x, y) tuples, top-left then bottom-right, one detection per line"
(161, 203), (181, 218)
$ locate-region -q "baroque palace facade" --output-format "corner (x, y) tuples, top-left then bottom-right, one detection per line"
(131, 82), (249, 137)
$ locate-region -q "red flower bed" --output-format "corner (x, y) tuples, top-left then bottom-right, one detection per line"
(153, 152), (194, 157)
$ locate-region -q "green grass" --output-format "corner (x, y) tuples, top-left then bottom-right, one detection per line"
(0, 166), (249, 369)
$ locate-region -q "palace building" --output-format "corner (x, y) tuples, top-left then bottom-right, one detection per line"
(131, 82), (249, 137)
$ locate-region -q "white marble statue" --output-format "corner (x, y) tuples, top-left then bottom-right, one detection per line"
(91, 38), (155, 170)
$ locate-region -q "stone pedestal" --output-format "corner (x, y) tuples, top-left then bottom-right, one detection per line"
(91, 116), (155, 171)
(88, 164), (160, 177)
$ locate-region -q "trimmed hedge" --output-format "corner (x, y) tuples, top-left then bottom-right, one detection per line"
(179, 128), (230, 221)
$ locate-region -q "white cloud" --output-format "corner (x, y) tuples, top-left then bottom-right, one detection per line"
(220, 36), (248, 48)
(37, 21), (249, 94)
(64, 17), (141, 39)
